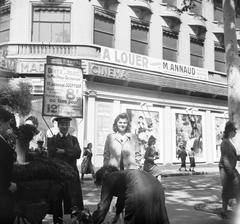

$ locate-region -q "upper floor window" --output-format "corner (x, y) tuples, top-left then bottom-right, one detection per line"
(190, 37), (204, 68)
(0, 6), (10, 43)
(94, 8), (115, 48)
(236, 1), (240, 28)
(190, 0), (202, 15)
(163, 28), (178, 62)
(215, 44), (225, 73)
(131, 19), (149, 55)
(214, 0), (223, 22)
(32, 6), (71, 42)
(162, 0), (177, 7)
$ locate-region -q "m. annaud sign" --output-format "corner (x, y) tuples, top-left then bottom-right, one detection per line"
(100, 47), (208, 81)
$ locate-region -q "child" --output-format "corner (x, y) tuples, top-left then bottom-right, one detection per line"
(178, 148), (187, 171)
(189, 147), (196, 172)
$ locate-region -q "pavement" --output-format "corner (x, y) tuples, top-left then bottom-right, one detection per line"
(39, 165), (224, 224)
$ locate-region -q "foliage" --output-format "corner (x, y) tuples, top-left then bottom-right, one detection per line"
(0, 80), (32, 116)
(178, 0), (196, 14)
(18, 124), (39, 141)
(12, 157), (77, 183)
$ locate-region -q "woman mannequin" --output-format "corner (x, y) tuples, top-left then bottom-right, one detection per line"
(219, 121), (240, 219)
(0, 107), (17, 223)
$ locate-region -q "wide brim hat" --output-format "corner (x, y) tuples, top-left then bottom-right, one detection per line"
(55, 117), (72, 124)
(224, 121), (237, 133)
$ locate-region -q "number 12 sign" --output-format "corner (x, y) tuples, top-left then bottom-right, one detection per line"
(42, 62), (83, 118)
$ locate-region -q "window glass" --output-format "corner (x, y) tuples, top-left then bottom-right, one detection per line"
(0, 9), (10, 43)
(131, 40), (148, 55)
(52, 23), (70, 42)
(191, 55), (203, 67)
(163, 31), (178, 62)
(190, 0), (202, 15)
(162, 0), (177, 7)
(94, 31), (113, 48)
(0, 30), (9, 43)
(214, 0), (223, 22)
(215, 48), (225, 73)
(190, 39), (204, 68)
(131, 26), (148, 42)
(131, 22), (148, 55)
(163, 48), (177, 62)
(32, 7), (71, 43)
(95, 15), (114, 33)
(190, 41), (203, 55)
(94, 11), (115, 48)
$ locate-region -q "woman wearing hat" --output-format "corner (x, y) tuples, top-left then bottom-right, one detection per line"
(143, 135), (162, 181)
(219, 121), (240, 219)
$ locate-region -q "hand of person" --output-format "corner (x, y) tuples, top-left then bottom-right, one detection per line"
(111, 214), (120, 224)
(8, 182), (17, 193)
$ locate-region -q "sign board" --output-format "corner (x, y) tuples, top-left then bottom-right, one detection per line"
(42, 56), (83, 118)
(100, 47), (208, 81)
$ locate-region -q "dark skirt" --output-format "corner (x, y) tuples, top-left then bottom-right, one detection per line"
(81, 157), (94, 174)
(219, 167), (240, 200)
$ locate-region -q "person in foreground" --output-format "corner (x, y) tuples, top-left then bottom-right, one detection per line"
(219, 121), (240, 219)
(0, 107), (17, 223)
(47, 116), (83, 224)
(92, 165), (170, 224)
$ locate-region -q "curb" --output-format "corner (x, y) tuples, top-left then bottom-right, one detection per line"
(162, 171), (219, 177)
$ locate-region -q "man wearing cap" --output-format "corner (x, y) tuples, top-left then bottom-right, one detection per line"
(47, 116), (83, 224)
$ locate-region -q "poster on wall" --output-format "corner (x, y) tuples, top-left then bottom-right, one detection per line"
(95, 102), (112, 154)
(126, 109), (160, 160)
(42, 56), (83, 118)
(212, 114), (228, 162)
(173, 110), (205, 162)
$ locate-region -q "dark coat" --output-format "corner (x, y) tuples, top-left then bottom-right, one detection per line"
(219, 138), (240, 200)
(0, 137), (15, 223)
(48, 133), (83, 213)
(92, 170), (170, 224)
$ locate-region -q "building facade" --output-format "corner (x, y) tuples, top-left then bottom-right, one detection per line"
(1, 0), (238, 169)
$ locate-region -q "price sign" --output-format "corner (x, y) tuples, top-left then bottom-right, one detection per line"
(42, 63), (83, 118)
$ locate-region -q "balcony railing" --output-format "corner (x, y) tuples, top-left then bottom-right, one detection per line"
(0, 42), (101, 58)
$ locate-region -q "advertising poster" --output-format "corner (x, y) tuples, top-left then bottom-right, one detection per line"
(95, 102), (112, 154)
(42, 63), (83, 118)
(212, 114), (228, 161)
(175, 112), (203, 159)
(126, 109), (160, 158)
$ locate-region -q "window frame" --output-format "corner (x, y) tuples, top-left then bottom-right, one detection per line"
(0, 5), (10, 43)
(214, 43), (226, 73)
(162, 27), (179, 62)
(130, 18), (149, 56)
(93, 7), (116, 48)
(213, 0), (223, 22)
(190, 36), (204, 68)
(31, 5), (71, 43)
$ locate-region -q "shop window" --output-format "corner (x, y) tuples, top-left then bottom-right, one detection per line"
(0, 7), (10, 43)
(131, 19), (149, 55)
(162, 0), (177, 7)
(94, 8), (115, 48)
(190, 0), (202, 15)
(190, 37), (204, 68)
(163, 28), (178, 62)
(214, 0), (223, 22)
(215, 44), (225, 73)
(32, 6), (71, 42)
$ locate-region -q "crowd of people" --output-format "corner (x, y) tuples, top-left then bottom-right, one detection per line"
(1, 106), (240, 223)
